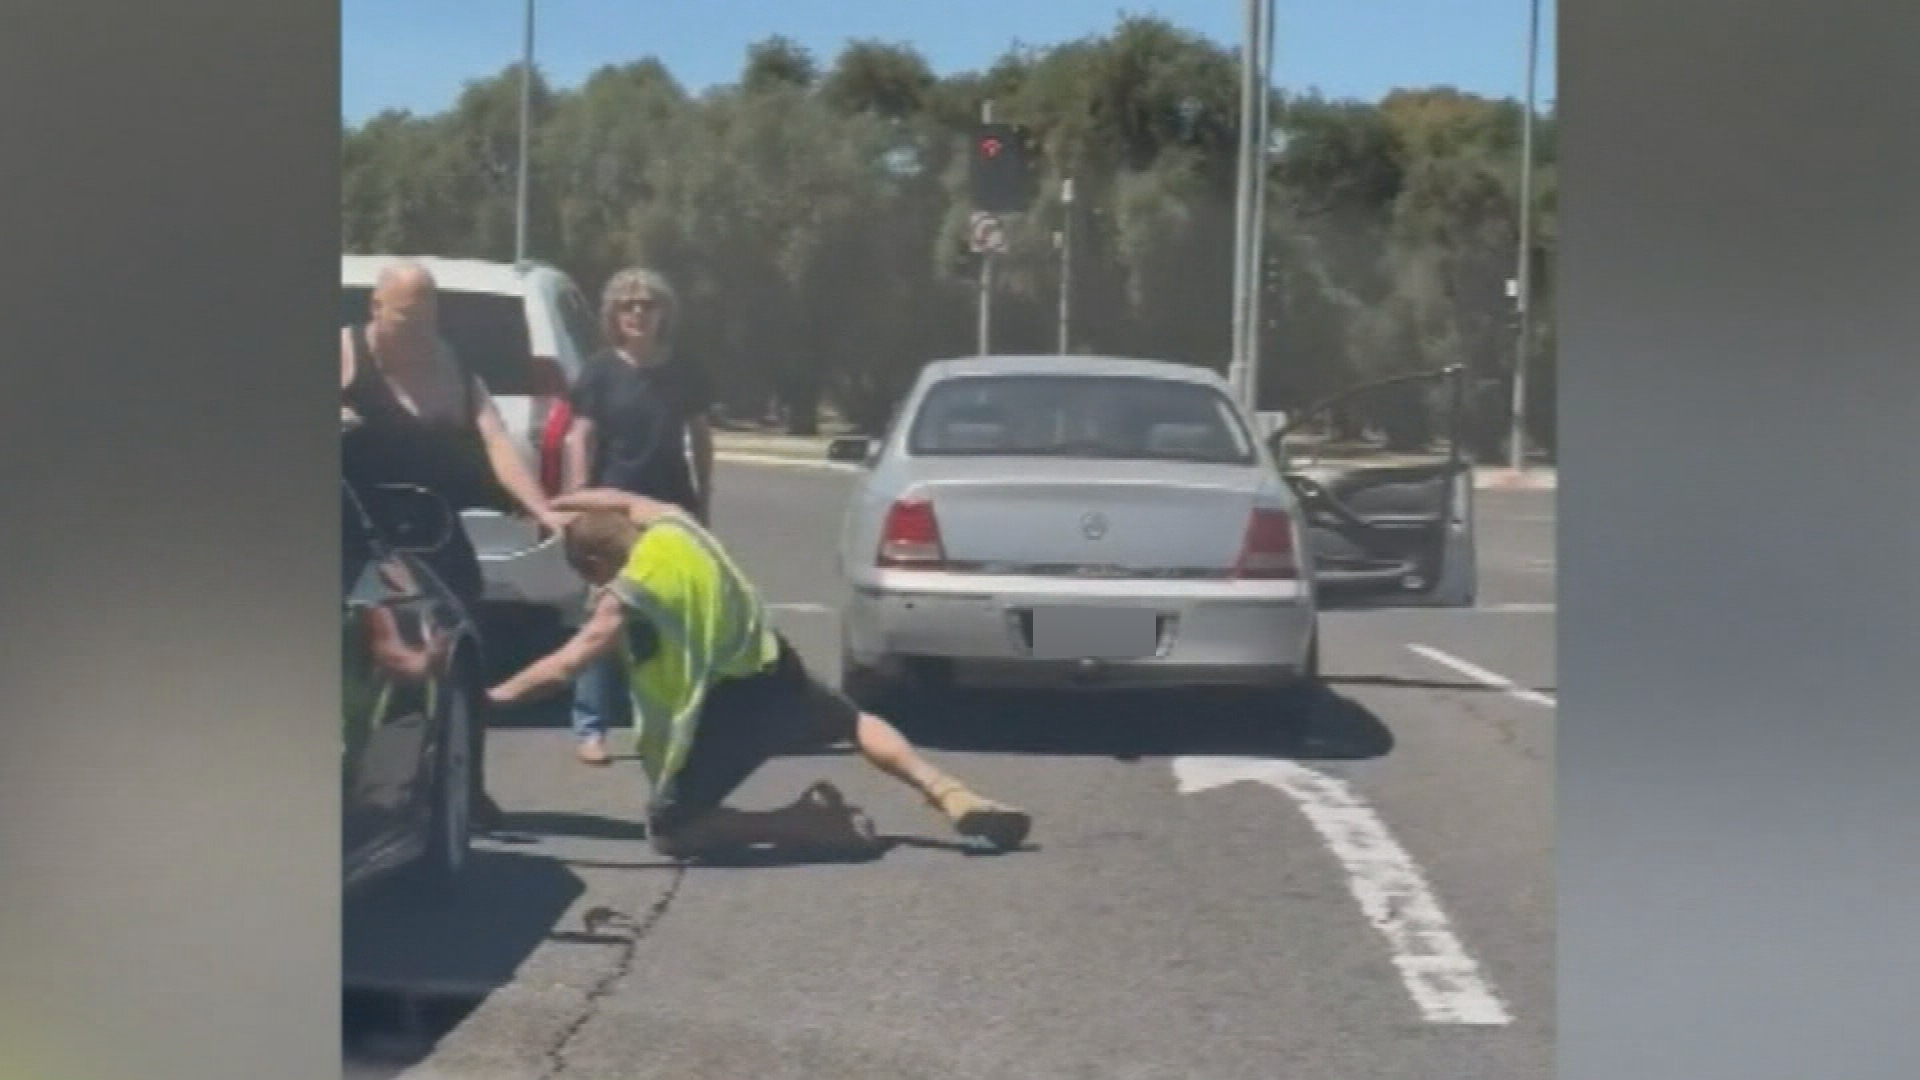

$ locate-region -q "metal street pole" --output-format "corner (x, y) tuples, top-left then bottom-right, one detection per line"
(1242, 0), (1276, 412)
(1227, 0), (1262, 404)
(1508, 0), (1540, 471)
(977, 100), (994, 356)
(513, 0), (534, 263)
(1057, 177), (1074, 353)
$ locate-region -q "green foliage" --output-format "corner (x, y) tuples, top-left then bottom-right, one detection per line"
(343, 24), (1556, 455)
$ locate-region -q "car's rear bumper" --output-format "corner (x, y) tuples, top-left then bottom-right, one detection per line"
(843, 571), (1316, 690)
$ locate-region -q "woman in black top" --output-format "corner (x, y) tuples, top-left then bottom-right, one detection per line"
(562, 266), (714, 766)
(341, 261), (565, 829)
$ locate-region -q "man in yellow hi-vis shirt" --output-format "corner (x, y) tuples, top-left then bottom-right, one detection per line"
(487, 488), (1031, 857)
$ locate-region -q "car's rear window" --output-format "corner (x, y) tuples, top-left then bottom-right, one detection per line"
(341, 285), (536, 395)
(906, 374), (1256, 465)
(555, 282), (603, 360)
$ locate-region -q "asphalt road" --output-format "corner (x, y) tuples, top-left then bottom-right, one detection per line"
(346, 460), (1554, 1080)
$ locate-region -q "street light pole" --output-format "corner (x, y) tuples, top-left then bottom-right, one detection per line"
(1508, 0), (1540, 471)
(513, 0), (534, 264)
(1228, 0), (1262, 404)
(1243, 0), (1275, 412)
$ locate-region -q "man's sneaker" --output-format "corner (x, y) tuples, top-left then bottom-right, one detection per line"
(926, 779), (1031, 851)
(793, 782), (882, 857)
(577, 735), (612, 766)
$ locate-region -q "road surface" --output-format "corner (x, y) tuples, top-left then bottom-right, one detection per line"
(346, 460), (1554, 1080)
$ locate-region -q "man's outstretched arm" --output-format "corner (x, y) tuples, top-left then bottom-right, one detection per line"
(488, 591), (625, 707)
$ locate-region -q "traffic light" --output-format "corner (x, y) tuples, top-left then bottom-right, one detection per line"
(969, 122), (1033, 214)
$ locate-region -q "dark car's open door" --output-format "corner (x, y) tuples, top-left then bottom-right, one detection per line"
(1271, 365), (1477, 610)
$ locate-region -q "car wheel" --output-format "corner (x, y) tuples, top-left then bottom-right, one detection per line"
(841, 652), (908, 714)
(1269, 628), (1323, 720)
(413, 663), (476, 897)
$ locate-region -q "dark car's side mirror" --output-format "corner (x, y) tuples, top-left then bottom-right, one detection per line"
(827, 436), (876, 465)
(360, 483), (454, 555)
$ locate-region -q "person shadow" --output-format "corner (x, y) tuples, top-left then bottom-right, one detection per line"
(494, 782), (1031, 870)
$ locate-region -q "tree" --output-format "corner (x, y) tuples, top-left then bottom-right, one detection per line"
(339, 18), (1558, 456)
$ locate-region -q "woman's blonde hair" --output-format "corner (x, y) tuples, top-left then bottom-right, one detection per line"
(599, 267), (679, 347)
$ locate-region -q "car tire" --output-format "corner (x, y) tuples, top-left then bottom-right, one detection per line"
(410, 658), (477, 898)
(1270, 628), (1323, 719)
(841, 653), (910, 714)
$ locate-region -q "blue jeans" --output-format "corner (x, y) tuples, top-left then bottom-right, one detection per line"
(571, 652), (632, 741)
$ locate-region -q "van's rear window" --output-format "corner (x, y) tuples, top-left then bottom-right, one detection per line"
(341, 286), (535, 395)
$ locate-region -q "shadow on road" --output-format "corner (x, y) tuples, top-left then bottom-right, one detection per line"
(493, 809), (649, 843)
(342, 849), (587, 1074)
(499, 795), (1032, 871)
(883, 684), (1394, 764)
(1328, 673), (1558, 696)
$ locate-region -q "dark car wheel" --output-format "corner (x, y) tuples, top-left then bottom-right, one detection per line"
(840, 653), (905, 714)
(410, 662), (477, 896)
(1268, 628), (1323, 720)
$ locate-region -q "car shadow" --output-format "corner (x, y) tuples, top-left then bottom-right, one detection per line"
(868, 684), (1394, 763)
(342, 849), (586, 1073)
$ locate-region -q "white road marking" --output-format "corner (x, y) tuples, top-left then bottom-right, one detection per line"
(1474, 602), (1555, 614)
(768, 602), (835, 615)
(1408, 645), (1556, 708)
(1518, 557), (1555, 573)
(1172, 756), (1513, 1026)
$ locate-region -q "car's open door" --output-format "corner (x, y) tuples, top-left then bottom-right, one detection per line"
(1270, 365), (1477, 609)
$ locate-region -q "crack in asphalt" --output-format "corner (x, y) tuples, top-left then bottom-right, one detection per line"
(536, 864), (689, 1080)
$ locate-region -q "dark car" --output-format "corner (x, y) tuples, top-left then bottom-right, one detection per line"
(342, 475), (484, 897)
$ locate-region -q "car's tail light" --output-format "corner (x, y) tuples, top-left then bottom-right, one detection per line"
(877, 495), (946, 569)
(531, 355), (571, 496)
(1235, 508), (1298, 579)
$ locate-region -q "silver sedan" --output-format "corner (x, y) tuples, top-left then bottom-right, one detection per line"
(830, 355), (1329, 707)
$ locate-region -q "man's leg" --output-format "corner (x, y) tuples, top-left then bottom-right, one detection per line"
(648, 784), (876, 859)
(763, 638), (1032, 850)
(645, 671), (877, 859)
(846, 709), (1032, 850)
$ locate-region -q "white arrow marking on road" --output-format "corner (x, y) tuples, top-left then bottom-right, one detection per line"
(1172, 756), (1514, 1026)
(1408, 645), (1556, 708)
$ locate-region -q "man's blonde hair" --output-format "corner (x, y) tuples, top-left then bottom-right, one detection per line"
(562, 509), (642, 577)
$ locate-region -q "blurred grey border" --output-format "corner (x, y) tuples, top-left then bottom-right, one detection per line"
(0, 2), (340, 1080)
(2, 1), (1919, 1079)
(1561, 1), (1920, 1077)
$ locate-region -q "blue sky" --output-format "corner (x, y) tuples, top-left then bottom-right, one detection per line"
(343, 0), (1557, 127)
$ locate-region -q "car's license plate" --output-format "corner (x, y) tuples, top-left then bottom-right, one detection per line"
(1029, 606), (1158, 660)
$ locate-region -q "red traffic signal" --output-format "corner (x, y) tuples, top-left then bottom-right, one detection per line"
(969, 122), (1032, 213)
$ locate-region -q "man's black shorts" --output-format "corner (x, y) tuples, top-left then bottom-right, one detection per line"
(646, 633), (862, 835)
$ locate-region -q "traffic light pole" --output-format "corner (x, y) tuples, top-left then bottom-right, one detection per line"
(977, 101), (995, 357)
(1508, 0), (1541, 472)
(1057, 177), (1074, 354)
